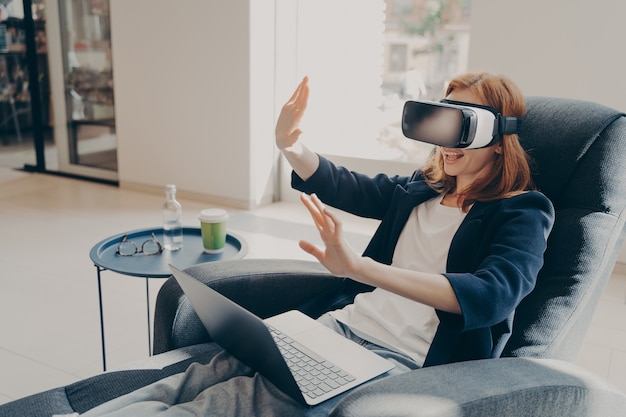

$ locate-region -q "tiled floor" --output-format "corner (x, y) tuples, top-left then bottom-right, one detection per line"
(0, 167), (625, 406)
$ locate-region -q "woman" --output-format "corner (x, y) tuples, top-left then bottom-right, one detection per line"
(81, 73), (554, 417)
(276, 72), (554, 369)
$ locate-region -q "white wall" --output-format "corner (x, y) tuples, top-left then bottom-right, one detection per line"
(107, 0), (626, 261)
(468, 0), (626, 112)
(109, 0), (276, 209)
(469, 0), (626, 263)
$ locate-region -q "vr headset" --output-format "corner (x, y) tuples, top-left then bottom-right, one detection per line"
(401, 99), (522, 149)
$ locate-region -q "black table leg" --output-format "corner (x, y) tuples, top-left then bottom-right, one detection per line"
(146, 277), (152, 356)
(96, 265), (107, 372)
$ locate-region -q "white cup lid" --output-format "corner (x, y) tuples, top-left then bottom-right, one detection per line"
(199, 208), (229, 222)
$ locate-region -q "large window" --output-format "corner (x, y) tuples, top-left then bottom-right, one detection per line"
(278, 0), (471, 165)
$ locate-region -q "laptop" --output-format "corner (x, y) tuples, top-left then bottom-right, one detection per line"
(169, 264), (394, 406)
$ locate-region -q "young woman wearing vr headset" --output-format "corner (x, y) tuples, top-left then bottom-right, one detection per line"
(276, 72), (555, 385)
(76, 73), (555, 417)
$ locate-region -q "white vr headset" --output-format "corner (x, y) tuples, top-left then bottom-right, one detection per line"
(401, 99), (522, 149)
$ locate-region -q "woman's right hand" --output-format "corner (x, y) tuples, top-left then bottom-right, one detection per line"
(275, 76), (309, 150)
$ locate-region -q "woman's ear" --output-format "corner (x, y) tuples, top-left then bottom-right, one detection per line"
(495, 142), (503, 155)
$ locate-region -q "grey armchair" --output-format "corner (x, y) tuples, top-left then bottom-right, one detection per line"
(2, 96), (626, 417)
(152, 95), (626, 416)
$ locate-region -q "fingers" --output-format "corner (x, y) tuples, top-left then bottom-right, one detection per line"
(295, 77), (309, 113)
(319, 201), (341, 236)
(300, 193), (342, 241)
(285, 76), (309, 109)
(299, 240), (323, 260)
(300, 193), (326, 230)
(310, 193), (340, 236)
(276, 77), (309, 149)
(299, 195), (352, 277)
(300, 194), (327, 260)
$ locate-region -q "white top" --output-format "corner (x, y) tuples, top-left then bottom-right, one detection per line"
(330, 195), (467, 365)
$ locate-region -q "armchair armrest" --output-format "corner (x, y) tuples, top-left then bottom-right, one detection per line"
(153, 259), (339, 354)
(331, 358), (626, 417)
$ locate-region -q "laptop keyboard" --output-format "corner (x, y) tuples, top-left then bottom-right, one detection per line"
(268, 325), (356, 399)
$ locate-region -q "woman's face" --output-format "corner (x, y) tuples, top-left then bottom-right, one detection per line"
(441, 88), (502, 191)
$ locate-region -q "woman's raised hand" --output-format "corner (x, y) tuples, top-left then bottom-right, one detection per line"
(275, 76), (310, 150)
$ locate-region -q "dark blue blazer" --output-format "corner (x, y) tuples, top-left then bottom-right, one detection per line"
(293, 156), (555, 367)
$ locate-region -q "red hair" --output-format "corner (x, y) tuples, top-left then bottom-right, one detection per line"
(421, 72), (533, 211)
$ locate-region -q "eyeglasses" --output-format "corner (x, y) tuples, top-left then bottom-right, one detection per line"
(116, 233), (163, 256)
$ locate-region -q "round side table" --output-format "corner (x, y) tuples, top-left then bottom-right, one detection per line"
(90, 226), (248, 371)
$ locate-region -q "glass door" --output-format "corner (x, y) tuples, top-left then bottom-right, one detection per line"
(47, 0), (117, 181)
(0, 0), (50, 171)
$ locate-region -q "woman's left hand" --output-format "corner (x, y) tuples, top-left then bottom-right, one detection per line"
(299, 193), (362, 278)
(299, 194), (462, 314)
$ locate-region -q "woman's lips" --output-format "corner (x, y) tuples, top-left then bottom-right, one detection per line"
(443, 150), (464, 162)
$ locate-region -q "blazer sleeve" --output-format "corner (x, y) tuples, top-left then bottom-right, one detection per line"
(441, 191), (555, 331)
(291, 155), (414, 220)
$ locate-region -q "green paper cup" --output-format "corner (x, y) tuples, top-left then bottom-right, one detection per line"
(198, 208), (229, 253)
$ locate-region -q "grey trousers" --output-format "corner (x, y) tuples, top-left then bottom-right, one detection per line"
(78, 314), (418, 417)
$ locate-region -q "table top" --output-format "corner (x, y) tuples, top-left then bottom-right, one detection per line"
(89, 227), (248, 278)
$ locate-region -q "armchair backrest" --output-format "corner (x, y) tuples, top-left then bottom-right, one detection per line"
(503, 96), (626, 360)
